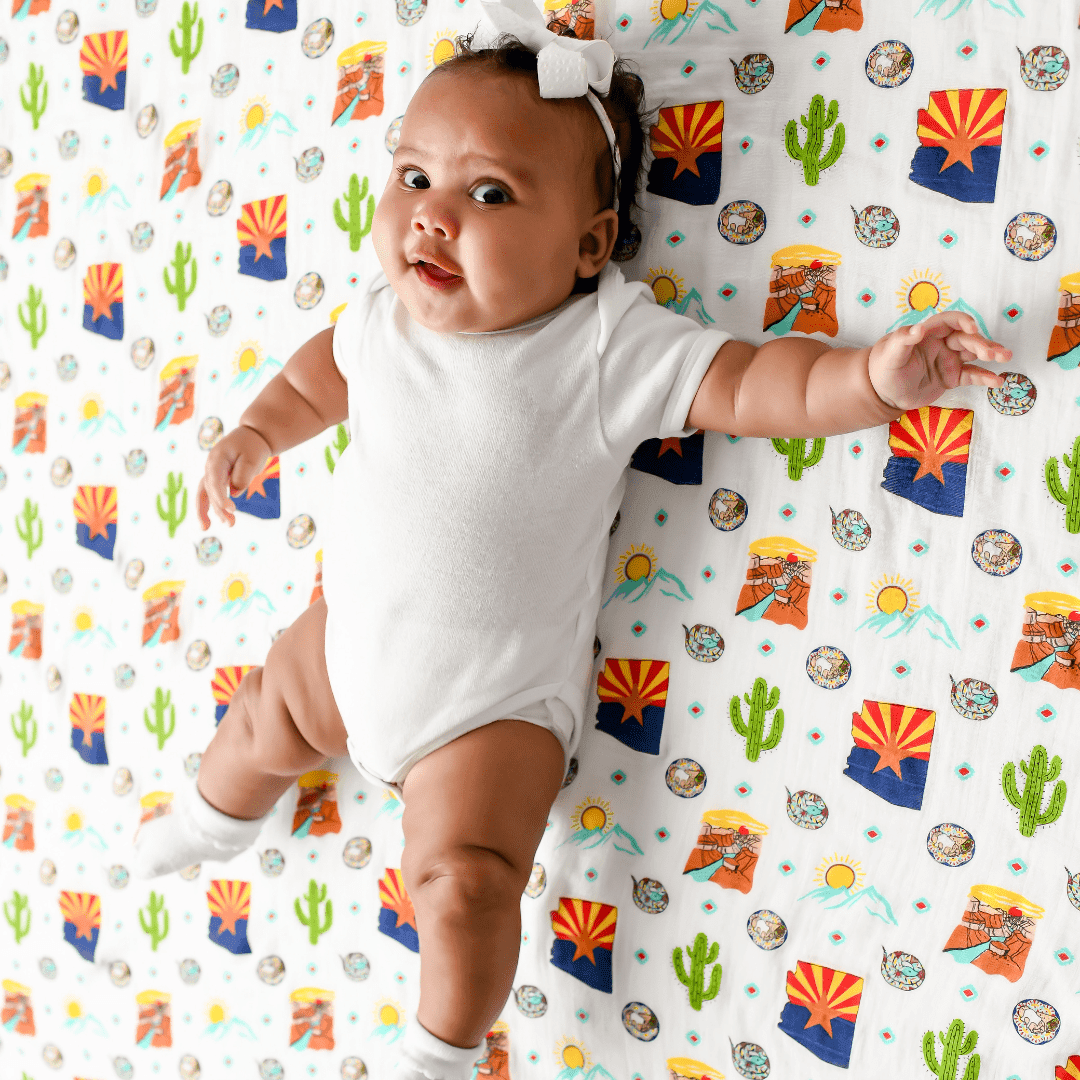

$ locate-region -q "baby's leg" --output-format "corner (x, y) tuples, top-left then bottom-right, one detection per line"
(131, 597), (347, 877)
(400, 719), (566, 1058)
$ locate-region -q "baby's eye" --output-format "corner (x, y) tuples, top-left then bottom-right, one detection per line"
(397, 166), (430, 189)
(471, 182), (509, 205)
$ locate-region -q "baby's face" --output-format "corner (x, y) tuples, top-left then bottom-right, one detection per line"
(371, 67), (617, 334)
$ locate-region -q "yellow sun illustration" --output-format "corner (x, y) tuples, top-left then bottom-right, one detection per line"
(555, 1035), (592, 1070)
(233, 340), (264, 375)
(82, 168), (108, 199)
(426, 30), (458, 69)
(614, 544), (656, 584)
(72, 607), (95, 633)
(206, 999), (229, 1025)
(373, 997), (403, 1028)
(645, 266), (686, 308)
(221, 572), (252, 604)
(571, 797), (613, 835)
(814, 853), (865, 892)
(80, 393), (104, 421)
(64, 998), (83, 1019)
(866, 574), (921, 616)
(240, 96), (271, 133)
(896, 268), (950, 314)
(65, 809), (84, 832)
(652, 0), (691, 23)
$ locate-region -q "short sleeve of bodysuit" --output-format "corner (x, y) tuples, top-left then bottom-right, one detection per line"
(331, 265), (388, 382)
(595, 265), (733, 462)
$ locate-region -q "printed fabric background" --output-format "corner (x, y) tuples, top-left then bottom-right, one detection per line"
(1, 1), (1080, 1079)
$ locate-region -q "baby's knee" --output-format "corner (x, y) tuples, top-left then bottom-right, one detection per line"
(403, 844), (526, 918)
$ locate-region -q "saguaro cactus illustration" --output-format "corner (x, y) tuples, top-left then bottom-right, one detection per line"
(771, 436), (825, 480)
(1046, 433), (1080, 533)
(11, 701), (38, 757)
(325, 422), (350, 474)
(730, 677), (784, 761)
(20, 61), (48, 129)
(144, 687), (176, 750)
(1003, 743), (1066, 837)
(170, 1), (204, 75)
(333, 174), (375, 252)
(4, 889), (31, 944)
(673, 931), (722, 1011)
(295, 878), (333, 945)
(163, 241), (197, 312)
(785, 94), (845, 186)
(16, 497), (43, 559)
(923, 1018), (980, 1080)
(18, 283), (48, 350)
(157, 472), (188, 538)
(139, 890), (170, 951)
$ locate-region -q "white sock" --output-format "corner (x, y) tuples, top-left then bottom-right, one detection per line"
(393, 1014), (486, 1080)
(130, 782), (265, 879)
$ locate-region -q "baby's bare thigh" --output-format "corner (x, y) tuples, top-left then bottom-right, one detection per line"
(259, 595), (348, 760)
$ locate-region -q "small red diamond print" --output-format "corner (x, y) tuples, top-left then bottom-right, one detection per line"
(874, 137), (886, 148)
(943, 234), (954, 244)
(782, 508), (793, 518)
(1033, 146), (1045, 156)
(815, 56), (826, 67)
(801, 214), (812, 223)
(962, 987), (974, 997)
(747, 987), (758, 997)
(867, 829), (878, 839)
(913, 544), (924, 553)
(658, 829), (668, 839)
(741, 140), (750, 150)
(852, 445), (862, 455)
(703, 569), (713, 579)
(1041, 707), (1054, 718)
(781, 864), (791, 873)
(1060, 952), (1069, 961)
(831, 933), (842, 942)
(737, 785), (748, 795)
(668, 234), (682, 245)
(657, 513), (667, 523)
(1063, 563), (1074, 574)
(1007, 307), (1019, 317)
(704, 902), (715, 912)
(961, 45), (974, 56)
(720, 288), (734, 298)
(636, 950), (646, 959)
(860, 293), (872, 303)
(761, 643), (772, 653)
(689, 1033), (700, 1043)
(896, 665), (907, 674)
(999, 466), (1012, 478)
(613, 772), (625, 782)
(619, 16), (629, 27)
(1011, 862), (1022, 871)
(915, 901), (927, 910)
(832, 591), (843, 601)
(683, 64), (693, 74)
(974, 619), (986, 629)
(959, 767), (970, 776)
(883, 1033), (892, 1042)
(810, 732), (821, 742)
(691, 705), (701, 715)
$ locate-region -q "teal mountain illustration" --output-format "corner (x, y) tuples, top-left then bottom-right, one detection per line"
(856, 604), (959, 649)
(557, 1066), (617, 1080)
(888, 296), (990, 340)
(665, 287), (716, 325)
(798, 884), (899, 925)
(559, 824), (644, 856)
(603, 568), (692, 608)
(645, 0), (736, 45)
(915, 0), (1023, 18)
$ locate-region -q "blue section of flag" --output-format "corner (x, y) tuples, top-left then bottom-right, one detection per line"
(238, 236), (287, 281)
(245, 0), (298, 31)
(550, 937), (613, 993)
(645, 150), (723, 207)
(595, 701), (664, 756)
(778, 1003), (856, 1068)
(843, 745), (928, 810)
(880, 457), (967, 518)
(909, 144), (1001, 203)
(71, 728), (108, 766)
(83, 301), (124, 340)
(379, 905), (420, 952)
(630, 431), (704, 485)
(76, 522), (116, 561)
(215, 703), (229, 726)
(82, 70), (126, 111)
(232, 477), (281, 519)
(64, 922), (99, 962)
(209, 915), (252, 954)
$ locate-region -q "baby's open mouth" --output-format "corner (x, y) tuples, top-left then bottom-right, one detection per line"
(415, 261), (463, 288)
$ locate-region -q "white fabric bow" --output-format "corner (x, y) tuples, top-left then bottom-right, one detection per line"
(472, 0), (622, 208)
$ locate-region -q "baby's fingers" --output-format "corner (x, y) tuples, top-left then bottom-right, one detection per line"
(957, 363), (1006, 388)
(944, 330), (1012, 364)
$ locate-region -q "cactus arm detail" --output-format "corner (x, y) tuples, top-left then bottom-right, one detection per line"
(144, 688), (176, 750)
(18, 285), (48, 350)
(1048, 753), (1063, 783)
(729, 695), (749, 738)
(761, 707), (784, 752)
(163, 242), (197, 312)
(20, 62), (49, 129)
(673, 932), (722, 1010)
(4, 890), (31, 943)
(170, 1), (204, 74)
(16, 498), (44, 559)
(1003, 745), (1066, 837)
(771, 436), (825, 480)
(156, 472), (189, 538)
(11, 701), (38, 757)
(325, 422), (350, 474)
(138, 890), (170, 950)
(922, 1029), (940, 1074)
(1041, 777), (1067, 828)
(1045, 435), (1080, 533)
(960, 1028), (978, 1055)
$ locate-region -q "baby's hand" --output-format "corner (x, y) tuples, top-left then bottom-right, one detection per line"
(196, 425), (273, 529)
(867, 311), (1011, 412)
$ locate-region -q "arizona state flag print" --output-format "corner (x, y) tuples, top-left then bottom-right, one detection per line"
(80, 30), (127, 111)
(207, 879), (252, 954)
(777, 960), (863, 1068)
(880, 406), (972, 518)
(630, 430), (704, 485)
(378, 868), (419, 952)
(70, 693), (108, 765)
(83, 262), (124, 340)
(246, 0), (297, 32)
(843, 700), (936, 810)
(60, 890), (101, 962)
(211, 665), (256, 725)
(595, 658), (670, 755)
(74, 485), (117, 561)
(645, 101), (724, 206)
(550, 897), (617, 993)
(231, 454), (281, 519)
(909, 88), (1006, 203)
(237, 195), (287, 281)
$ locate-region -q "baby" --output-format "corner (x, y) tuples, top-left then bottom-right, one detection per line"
(131, 3), (1009, 1078)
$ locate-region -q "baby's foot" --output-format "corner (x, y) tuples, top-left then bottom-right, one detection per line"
(130, 782), (265, 879)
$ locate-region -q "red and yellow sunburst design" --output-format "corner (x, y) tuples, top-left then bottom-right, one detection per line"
(785, 961), (863, 1037)
(1056, 1054), (1080, 1080)
(916, 88), (1006, 173)
(59, 891), (101, 939)
(597, 658), (669, 725)
(211, 666), (256, 708)
(551, 898), (617, 964)
(69, 693), (105, 748)
(379, 869), (416, 931)
(73, 486), (117, 541)
(237, 195), (287, 263)
(852, 700), (935, 779)
(207, 880), (251, 936)
(83, 262), (123, 324)
(888, 406), (972, 485)
(650, 101), (724, 180)
(79, 31), (128, 92)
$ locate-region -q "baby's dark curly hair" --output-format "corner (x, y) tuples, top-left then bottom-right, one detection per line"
(429, 27), (656, 268)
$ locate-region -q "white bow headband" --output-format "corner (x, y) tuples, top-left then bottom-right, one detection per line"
(471, 0), (622, 214)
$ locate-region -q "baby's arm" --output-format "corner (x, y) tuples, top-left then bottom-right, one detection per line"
(686, 312), (1008, 438)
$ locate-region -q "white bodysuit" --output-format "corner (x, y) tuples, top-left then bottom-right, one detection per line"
(321, 259), (732, 787)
